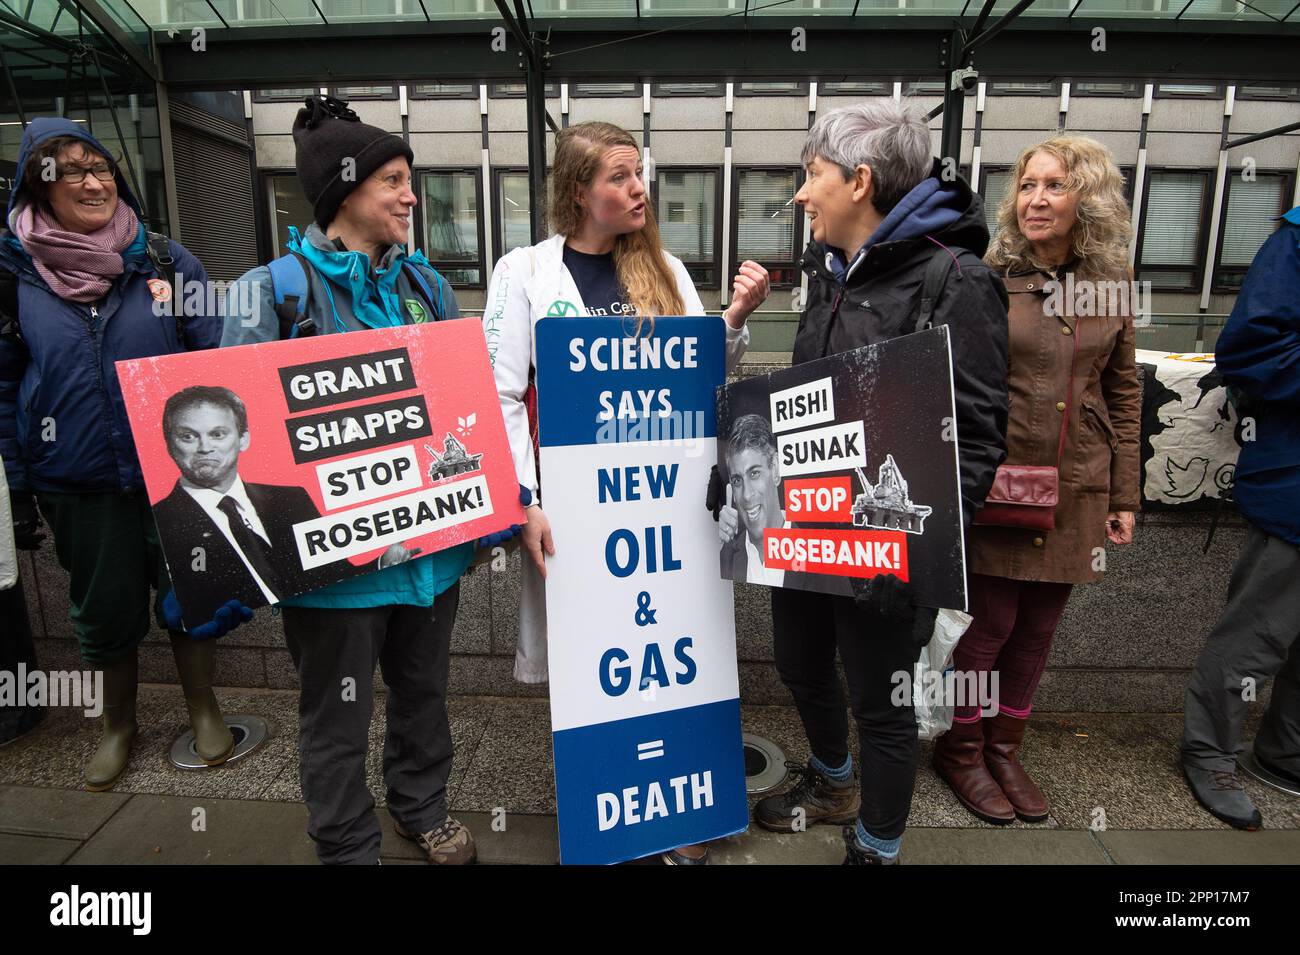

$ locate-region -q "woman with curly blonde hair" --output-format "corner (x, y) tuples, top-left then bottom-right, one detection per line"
(933, 135), (1142, 825)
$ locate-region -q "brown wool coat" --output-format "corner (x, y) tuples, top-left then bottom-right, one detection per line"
(969, 269), (1142, 584)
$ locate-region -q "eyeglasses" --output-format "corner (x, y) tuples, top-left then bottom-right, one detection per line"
(59, 163), (116, 184)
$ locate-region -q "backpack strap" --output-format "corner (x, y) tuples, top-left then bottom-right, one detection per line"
(914, 243), (962, 334)
(401, 261), (445, 322)
(144, 231), (186, 348)
(267, 251), (317, 339)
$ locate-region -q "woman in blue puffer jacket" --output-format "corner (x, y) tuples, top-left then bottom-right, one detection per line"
(0, 118), (246, 791)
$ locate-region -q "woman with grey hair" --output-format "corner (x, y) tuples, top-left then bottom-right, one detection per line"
(748, 100), (1009, 864)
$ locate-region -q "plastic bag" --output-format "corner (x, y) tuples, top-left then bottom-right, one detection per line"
(913, 608), (973, 740)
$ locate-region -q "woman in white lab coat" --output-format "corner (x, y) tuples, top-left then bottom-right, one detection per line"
(483, 121), (769, 863)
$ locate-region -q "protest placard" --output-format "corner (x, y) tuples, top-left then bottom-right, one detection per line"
(536, 316), (748, 865)
(116, 322), (524, 629)
(717, 325), (966, 609)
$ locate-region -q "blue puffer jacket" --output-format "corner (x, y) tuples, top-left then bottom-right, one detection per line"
(0, 118), (220, 494)
(1215, 206), (1300, 547)
(223, 222), (473, 610)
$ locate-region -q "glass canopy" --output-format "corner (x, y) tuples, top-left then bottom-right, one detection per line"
(6, 0), (1296, 39)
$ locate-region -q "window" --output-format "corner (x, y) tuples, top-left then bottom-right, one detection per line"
(253, 87), (322, 103)
(654, 168), (720, 288)
(904, 81), (945, 95)
(988, 81), (1058, 95)
(494, 169), (534, 262)
(818, 81), (891, 96)
(418, 170), (483, 287)
(570, 82), (642, 98)
(1154, 84), (1221, 98)
(1236, 85), (1300, 101)
(408, 83), (479, 100)
(265, 173), (316, 259)
(1118, 165), (1136, 206)
(980, 167), (1013, 238)
(651, 82), (724, 97)
(733, 167), (802, 288)
(736, 82), (808, 97)
(488, 82), (559, 98)
(1136, 170), (1211, 290)
(332, 85), (398, 101)
(1071, 81), (1141, 97)
(257, 85), (397, 103)
(1214, 172), (1289, 290)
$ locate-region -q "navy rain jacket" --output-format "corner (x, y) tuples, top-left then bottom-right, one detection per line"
(1215, 206), (1300, 546)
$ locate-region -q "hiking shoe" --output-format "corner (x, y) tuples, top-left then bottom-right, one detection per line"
(1181, 763), (1262, 831)
(840, 827), (899, 866)
(392, 815), (478, 864)
(661, 846), (710, 865)
(754, 760), (860, 833)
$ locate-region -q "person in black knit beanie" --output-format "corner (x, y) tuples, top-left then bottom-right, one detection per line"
(292, 95), (414, 228)
(221, 94), (481, 866)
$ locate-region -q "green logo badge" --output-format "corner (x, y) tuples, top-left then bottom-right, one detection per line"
(546, 299), (580, 317)
(405, 299), (429, 324)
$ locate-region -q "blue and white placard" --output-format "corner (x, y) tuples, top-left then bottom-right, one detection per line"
(536, 317), (748, 865)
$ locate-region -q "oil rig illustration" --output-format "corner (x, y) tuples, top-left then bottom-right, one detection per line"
(851, 454), (932, 534)
(425, 433), (483, 481)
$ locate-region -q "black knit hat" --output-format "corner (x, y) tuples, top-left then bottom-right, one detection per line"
(292, 95), (414, 228)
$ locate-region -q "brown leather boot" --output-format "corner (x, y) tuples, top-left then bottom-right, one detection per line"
(983, 712), (1049, 822)
(932, 719), (1015, 824)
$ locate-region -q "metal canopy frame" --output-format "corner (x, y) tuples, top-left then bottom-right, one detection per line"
(149, 16), (1300, 87)
(15, 2), (1299, 244)
(493, 0), (551, 244)
(0, 7), (146, 96)
(72, 0), (156, 80)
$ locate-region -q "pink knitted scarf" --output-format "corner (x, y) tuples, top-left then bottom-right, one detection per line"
(11, 198), (140, 302)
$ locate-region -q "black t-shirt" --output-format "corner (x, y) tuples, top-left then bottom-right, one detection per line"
(562, 244), (634, 317)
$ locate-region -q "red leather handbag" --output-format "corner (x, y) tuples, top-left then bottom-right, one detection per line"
(975, 464), (1060, 531)
(974, 310), (1079, 533)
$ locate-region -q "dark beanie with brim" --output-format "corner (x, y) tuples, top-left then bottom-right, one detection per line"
(293, 95), (414, 228)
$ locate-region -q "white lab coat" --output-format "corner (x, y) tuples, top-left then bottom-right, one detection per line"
(482, 233), (750, 682)
(0, 458), (16, 592)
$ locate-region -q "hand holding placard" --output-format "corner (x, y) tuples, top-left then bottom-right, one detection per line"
(477, 485), (535, 547)
(522, 503), (555, 579)
(718, 484), (738, 546)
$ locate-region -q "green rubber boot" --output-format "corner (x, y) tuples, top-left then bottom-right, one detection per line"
(170, 635), (234, 765)
(84, 653), (139, 792)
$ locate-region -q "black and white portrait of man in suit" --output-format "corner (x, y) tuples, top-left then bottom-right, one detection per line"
(151, 385), (325, 620)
